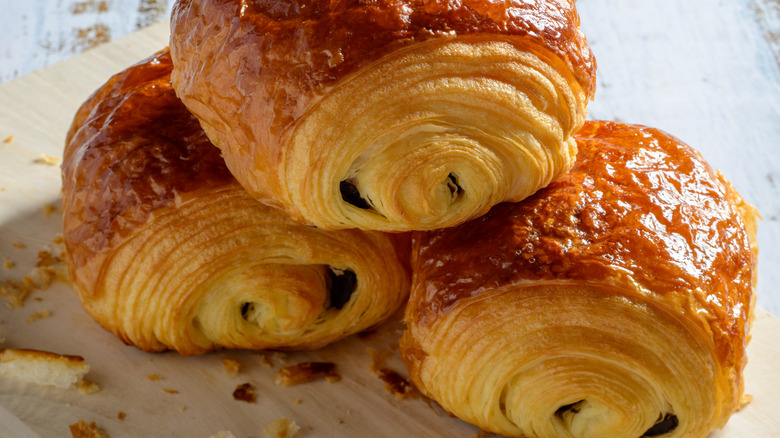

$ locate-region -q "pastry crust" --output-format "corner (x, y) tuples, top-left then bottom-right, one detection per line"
(169, 0), (596, 231)
(401, 120), (758, 438)
(61, 50), (410, 354)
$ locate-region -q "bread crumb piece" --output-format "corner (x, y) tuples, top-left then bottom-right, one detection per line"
(268, 352), (289, 365)
(276, 362), (340, 386)
(3, 135), (13, 144)
(26, 308), (51, 323)
(293, 398), (302, 405)
(162, 388), (179, 394)
(2, 256), (14, 269)
(222, 358), (240, 378)
(0, 247), (68, 308)
(233, 382), (256, 403)
(35, 153), (60, 166)
(69, 420), (106, 438)
(208, 432), (237, 438)
(367, 348), (419, 400)
(42, 204), (57, 217)
(0, 348), (91, 389)
(146, 373), (163, 380)
(78, 379), (101, 394)
(738, 393), (754, 411)
(263, 417), (300, 438)
(117, 411), (126, 421)
(179, 405), (187, 412)
(258, 354), (272, 367)
(12, 242), (26, 249)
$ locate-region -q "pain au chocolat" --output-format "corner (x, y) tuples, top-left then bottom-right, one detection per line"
(400, 121), (758, 438)
(61, 50), (410, 355)
(168, 0), (596, 231)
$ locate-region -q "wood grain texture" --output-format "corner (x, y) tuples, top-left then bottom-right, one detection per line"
(0, 0), (779, 436)
(0, 0), (174, 83)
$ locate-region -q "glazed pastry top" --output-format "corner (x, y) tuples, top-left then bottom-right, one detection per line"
(62, 50), (234, 286)
(410, 120), (757, 367)
(171, 0), (595, 134)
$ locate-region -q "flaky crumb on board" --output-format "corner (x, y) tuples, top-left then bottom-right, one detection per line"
(12, 242), (26, 249)
(42, 204), (57, 217)
(116, 411), (126, 421)
(263, 417), (301, 438)
(1, 245), (69, 308)
(34, 153), (61, 166)
(367, 348), (419, 400)
(222, 358), (241, 377)
(208, 431), (237, 438)
(146, 373), (163, 380)
(739, 393), (754, 411)
(26, 308), (51, 323)
(0, 348), (94, 390)
(78, 379), (101, 394)
(3, 135), (13, 144)
(233, 382), (256, 403)
(276, 362), (340, 386)
(69, 420), (107, 438)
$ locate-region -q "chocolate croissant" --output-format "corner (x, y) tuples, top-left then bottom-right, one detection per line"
(169, 0), (596, 231)
(400, 121), (758, 437)
(61, 50), (410, 355)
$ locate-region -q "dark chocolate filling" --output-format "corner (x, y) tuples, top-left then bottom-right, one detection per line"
(446, 173), (462, 198)
(240, 302), (252, 319)
(555, 400), (585, 418)
(340, 180), (371, 209)
(327, 268), (357, 309)
(642, 413), (678, 437)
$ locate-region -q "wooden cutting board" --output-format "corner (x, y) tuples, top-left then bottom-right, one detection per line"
(1, 5), (779, 437)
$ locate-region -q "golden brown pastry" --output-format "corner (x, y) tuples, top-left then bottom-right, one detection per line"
(400, 121), (758, 438)
(169, 0), (596, 231)
(61, 50), (410, 355)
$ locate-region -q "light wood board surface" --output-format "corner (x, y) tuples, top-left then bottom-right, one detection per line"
(1, 1), (779, 436)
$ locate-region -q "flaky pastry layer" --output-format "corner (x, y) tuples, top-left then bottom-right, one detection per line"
(62, 50), (410, 354)
(401, 121), (758, 438)
(169, 0), (596, 230)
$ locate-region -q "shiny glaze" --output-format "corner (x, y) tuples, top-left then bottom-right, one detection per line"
(410, 120), (756, 369)
(62, 50), (235, 289)
(170, 0), (595, 151)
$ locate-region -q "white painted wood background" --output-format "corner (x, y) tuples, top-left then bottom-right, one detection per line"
(0, 0), (176, 83)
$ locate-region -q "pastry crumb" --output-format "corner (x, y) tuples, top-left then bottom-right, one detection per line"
(146, 373), (163, 380)
(161, 388), (179, 394)
(26, 308), (51, 323)
(222, 358), (241, 377)
(12, 242), (26, 249)
(117, 411), (126, 421)
(208, 432), (237, 438)
(276, 362), (340, 386)
(0, 246), (68, 308)
(3, 135), (13, 143)
(258, 354), (272, 367)
(78, 379), (101, 395)
(2, 256), (14, 269)
(233, 382), (256, 403)
(42, 204), (57, 217)
(69, 420), (106, 438)
(263, 417), (300, 438)
(0, 348), (91, 389)
(368, 348), (419, 399)
(739, 393), (754, 411)
(35, 153), (61, 166)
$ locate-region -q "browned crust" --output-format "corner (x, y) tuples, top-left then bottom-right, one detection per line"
(406, 120), (756, 375)
(61, 49), (235, 295)
(170, 0), (595, 136)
